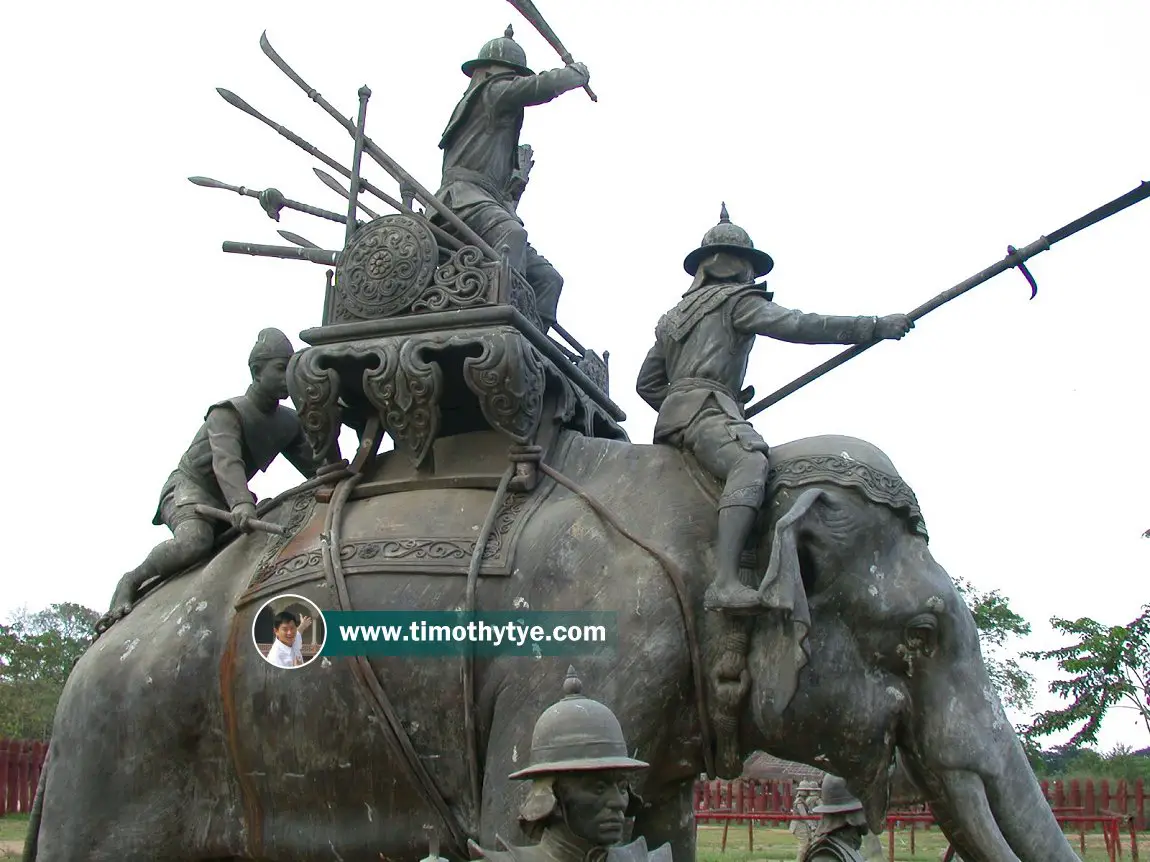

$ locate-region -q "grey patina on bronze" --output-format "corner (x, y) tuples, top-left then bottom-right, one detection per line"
(635, 205), (913, 614)
(468, 668), (671, 862)
(96, 328), (326, 634)
(26, 13), (1128, 862)
(433, 25), (589, 331)
(801, 775), (869, 862)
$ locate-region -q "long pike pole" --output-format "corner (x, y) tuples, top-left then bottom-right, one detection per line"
(744, 180), (1150, 418)
(214, 88), (462, 252)
(344, 86), (372, 247)
(258, 32), (502, 264)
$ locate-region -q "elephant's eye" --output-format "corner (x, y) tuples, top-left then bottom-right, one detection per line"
(904, 614), (938, 657)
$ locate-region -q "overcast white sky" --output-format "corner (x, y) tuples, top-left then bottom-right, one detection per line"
(1, 2), (1147, 752)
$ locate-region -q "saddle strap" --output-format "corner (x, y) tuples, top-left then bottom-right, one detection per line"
(535, 460), (717, 780)
(321, 447), (473, 858)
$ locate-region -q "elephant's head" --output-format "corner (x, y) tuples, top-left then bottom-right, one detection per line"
(742, 435), (1069, 862)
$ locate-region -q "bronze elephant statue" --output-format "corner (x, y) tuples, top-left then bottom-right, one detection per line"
(27, 428), (1071, 862)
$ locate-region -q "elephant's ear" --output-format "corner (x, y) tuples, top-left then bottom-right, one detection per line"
(754, 487), (823, 717)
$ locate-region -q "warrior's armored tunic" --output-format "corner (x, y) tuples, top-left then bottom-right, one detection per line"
(472, 828), (672, 862)
(153, 385), (319, 530)
(802, 833), (867, 862)
(437, 68), (587, 219)
(435, 57), (587, 328)
(636, 282), (878, 507)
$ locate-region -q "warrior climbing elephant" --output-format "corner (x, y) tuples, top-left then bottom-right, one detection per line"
(28, 429), (1073, 862)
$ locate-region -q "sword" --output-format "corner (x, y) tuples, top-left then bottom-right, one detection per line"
(505, 0), (597, 102)
(744, 180), (1150, 418)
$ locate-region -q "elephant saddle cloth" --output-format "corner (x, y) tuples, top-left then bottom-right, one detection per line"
(472, 833), (672, 862)
(803, 834), (865, 862)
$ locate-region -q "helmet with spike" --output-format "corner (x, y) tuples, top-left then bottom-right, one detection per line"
(683, 202), (774, 278)
(462, 24), (533, 77)
(507, 667), (648, 780)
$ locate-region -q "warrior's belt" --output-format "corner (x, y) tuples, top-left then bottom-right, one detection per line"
(667, 378), (745, 409)
(442, 167), (511, 203)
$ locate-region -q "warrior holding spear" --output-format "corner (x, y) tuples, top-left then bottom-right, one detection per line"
(433, 25), (590, 333)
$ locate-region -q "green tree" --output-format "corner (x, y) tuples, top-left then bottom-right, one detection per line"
(953, 577), (1035, 711)
(0, 602), (99, 740)
(1022, 604), (1150, 747)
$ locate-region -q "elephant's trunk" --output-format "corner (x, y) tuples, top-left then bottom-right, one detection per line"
(982, 732), (1080, 862)
(904, 726), (1077, 862)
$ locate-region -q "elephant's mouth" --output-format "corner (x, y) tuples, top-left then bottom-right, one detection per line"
(896, 740), (1079, 862)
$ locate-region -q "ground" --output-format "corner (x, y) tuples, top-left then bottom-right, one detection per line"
(693, 824), (1119, 862)
(0, 818), (1125, 860)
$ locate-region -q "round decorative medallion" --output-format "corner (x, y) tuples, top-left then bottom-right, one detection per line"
(335, 215), (438, 319)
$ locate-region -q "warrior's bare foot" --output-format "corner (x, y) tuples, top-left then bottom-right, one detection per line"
(703, 580), (765, 614)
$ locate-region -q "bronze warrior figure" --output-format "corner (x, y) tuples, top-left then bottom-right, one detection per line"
(469, 668), (672, 862)
(98, 328), (325, 631)
(636, 205), (913, 613)
(434, 25), (590, 332)
(802, 775), (870, 862)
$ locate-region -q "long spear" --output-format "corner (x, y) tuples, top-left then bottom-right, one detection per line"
(344, 85), (372, 248)
(744, 180), (1150, 418)
(214, 87), (461, 251)
(314, 168), (381, 221)
(258, 32), (502, 264)
(188, 175), (352, 225)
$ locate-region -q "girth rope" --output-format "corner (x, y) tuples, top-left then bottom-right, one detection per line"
(321, 448), (474, 858)
(523, 449), (718, 781)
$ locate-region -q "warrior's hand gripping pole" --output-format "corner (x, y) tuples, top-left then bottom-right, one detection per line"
(744, 180), (1150, 419)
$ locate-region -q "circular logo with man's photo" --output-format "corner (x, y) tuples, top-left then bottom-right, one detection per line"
(252, 593), (328, 669)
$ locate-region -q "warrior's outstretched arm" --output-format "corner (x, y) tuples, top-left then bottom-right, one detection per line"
(731, 293), (878, 344)
(635, 340), (670, 411)
(493, 65), (590, 110)
(205, 406), (257, 510)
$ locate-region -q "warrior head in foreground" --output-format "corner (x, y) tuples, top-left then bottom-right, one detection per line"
(469, 668), (672, 862)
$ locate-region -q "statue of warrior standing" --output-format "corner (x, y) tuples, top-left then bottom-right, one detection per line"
(434, 25), (590, 332)
(468, 668), (672, 862)
(97, 328), (327, 632)
(801, 775), (870, 862)
(635, 205), (913, 613)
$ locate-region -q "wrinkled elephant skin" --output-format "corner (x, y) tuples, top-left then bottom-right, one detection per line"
(31, 432), (1072, 862)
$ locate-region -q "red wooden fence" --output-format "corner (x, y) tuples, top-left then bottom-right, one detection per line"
(694, 777), (1147, 831)
(0, 739), (48, 816)
(0, 738), (1144, 830)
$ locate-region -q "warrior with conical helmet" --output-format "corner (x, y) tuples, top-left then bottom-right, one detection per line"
(636, 206), (914, 614)
(802, 774), (870, 862)
(97, 328), (328, 633)
(468, 667), (672, 862)
(435, 26), (590, 332)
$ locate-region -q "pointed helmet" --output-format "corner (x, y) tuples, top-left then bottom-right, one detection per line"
(812, 774), (864, 814)
(682, 203), (774, 278)
(248, 328), (295, 368)
(462, 25), (533, 77)
(507, 667), (649, 780)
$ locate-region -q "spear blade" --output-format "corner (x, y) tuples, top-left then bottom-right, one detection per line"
(188, 175), (244, 193)
(743, 179), (1150, 418)
(278, 230), (321, 249)
(314, 168), (380, 219)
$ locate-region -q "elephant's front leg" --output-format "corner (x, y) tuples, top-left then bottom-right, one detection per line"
(631, 778), (697, 861)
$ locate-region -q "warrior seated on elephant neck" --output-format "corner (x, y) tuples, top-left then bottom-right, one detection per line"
(636, 205), (913, 615)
